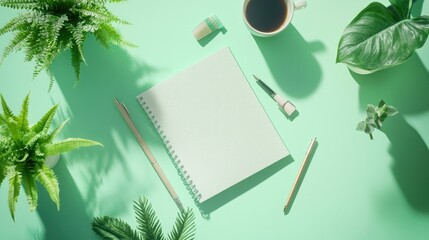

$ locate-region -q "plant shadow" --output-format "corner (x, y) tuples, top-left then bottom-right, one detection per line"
(37, 160), (98, 240)
(383, 114), (429, 214)
(352, 54), (429, 214)
(411, 0), (425, 17)
(253, 24), (324, 98)
(352, 54), (429, 115)
(49, 36), (155, 220)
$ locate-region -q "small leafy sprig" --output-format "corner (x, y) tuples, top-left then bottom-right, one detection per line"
(92, 196), (196, 240)
(356, 100), (399, 140)
(0, 0), (133, 88)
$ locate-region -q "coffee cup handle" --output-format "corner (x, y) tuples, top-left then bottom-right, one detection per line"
(293, 0), (307, 10)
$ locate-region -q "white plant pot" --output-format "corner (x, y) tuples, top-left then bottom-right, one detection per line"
(45, 155), (60, 168)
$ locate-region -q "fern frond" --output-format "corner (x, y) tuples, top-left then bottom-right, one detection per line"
(35, 164), (59, 210)
(17, 93), (30, 132)
(1, 95), (15, 119)
(69, 23), (87, 64)
(1, 28), (30, 65)
(0, 14), (28, 36)
(21, 167), (38, 212)
(46, 118), (69, 143)
(134, 197), (165, 240)
(30, 104), (57, 134)
(0, 0), (38, 10)
(167, 209), (196, 240)
(70, 44), (82, 84)
(78, 7), (128, 24)
(8, 171), (21, 221)
(92, 216), (142, 240)
(94, 23), (122, 48)
(44, 138), (103, 156)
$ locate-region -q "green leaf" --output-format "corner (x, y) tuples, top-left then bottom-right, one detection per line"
(337, 2), (429, 74)
(386, 105), (399, 116)
(21, 167), (38, 212)
(35, 165), (59, 210)
(8, 171), (21, 221)
(45, 138), (103, 156)
(366, 104), (376, 117)
(167, 209), (196, 240)
(134, 197), (165, 240)
(389, 0), (412, 20)
(356, 121), (367, 131)
(378, 100), (386, 108)
(92, 216), (141, 240)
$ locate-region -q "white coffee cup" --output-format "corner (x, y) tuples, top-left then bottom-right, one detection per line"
(243, 0), (307, 37)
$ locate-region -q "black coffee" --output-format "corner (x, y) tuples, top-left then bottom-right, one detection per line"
(245, 0), (287, 33)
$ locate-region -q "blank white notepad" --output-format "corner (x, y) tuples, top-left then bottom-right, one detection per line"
(137, 47), (289, 204)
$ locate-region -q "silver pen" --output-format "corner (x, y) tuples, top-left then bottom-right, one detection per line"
(253, 75), (296, 117)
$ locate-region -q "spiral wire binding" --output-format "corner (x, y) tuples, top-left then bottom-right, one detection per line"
(138, 97), (203, 206)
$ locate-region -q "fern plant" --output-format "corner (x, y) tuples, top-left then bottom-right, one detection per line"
(0, 93), (103, 220)
(92, 197), (196, 240)
(0, 0), (132, 87)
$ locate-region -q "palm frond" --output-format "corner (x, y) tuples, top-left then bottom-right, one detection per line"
(35, 164), (59, 210)
(21, 167), (38, 211)
(92, 216), (142, 240)
(30, 104), (57, 134)
(134, 197), (165, 240)
(0, 0), (38, 10)
(167, 209), (196, 240)
(44, 138), (103, 156)
(8, 171), (21, 221)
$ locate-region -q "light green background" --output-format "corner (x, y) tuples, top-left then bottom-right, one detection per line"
(1, 0), (429, 239)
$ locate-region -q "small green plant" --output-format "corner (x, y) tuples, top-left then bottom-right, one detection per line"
(92, 196), (196, 240)
(337, 0), (429, 74)
(356, 100), (399, 140)
(0, 0), (133, 87)
(0, 93), (103, 220)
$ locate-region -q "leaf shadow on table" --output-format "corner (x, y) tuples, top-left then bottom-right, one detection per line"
(253, 24), (324, 98)
(352, 54), (429, 214)
(198, 156), (293, 218)
(47, 36), (157, 233)
(37, 161), (98, 240)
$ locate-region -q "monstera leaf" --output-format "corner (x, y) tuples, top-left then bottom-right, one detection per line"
(336, 0), (429, 74)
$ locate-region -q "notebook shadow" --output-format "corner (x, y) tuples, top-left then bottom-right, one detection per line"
(198, 155), (294, 217)
(382, 115), (429, 214)
(253, 24), (324, 98)
(49, 36), (155, 216)
(37, 161), (97, 239)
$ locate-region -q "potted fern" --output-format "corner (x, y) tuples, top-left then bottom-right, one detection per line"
(0, 93), (103, 220)
(92, 196), (196, 240)
(0, 0), (133, 87)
